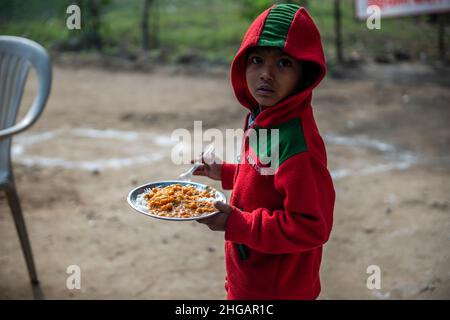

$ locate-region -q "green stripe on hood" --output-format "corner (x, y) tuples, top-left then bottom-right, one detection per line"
(258, 4), (300, 48)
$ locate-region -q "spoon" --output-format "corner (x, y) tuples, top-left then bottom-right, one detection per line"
(178, 144), (215, 181)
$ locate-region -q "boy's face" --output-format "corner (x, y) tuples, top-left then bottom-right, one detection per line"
(245, 46), (303, 109)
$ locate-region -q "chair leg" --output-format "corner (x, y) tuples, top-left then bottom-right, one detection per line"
(5, 186), (39, 285)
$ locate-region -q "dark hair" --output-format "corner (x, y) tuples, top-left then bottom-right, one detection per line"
(298, 61), (322, 92)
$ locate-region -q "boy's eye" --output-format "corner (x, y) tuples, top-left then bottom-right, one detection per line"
(250, 56), (262, 64)
(278, 59), (293, 68)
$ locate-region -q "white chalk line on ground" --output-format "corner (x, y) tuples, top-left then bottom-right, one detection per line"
(12, 128), (176, 171)
(10, 128), (434, 179)
(323, 134), (419, 180)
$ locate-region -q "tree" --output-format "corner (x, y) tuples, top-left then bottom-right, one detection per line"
(72, 0), (110, 51)
(141, 0), (159, 52)
(437, 14), (447, 61)
(142, 0), (152, 52)
(334, 0), (343, 64)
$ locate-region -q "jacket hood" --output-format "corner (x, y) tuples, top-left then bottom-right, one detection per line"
(230, 4), (326, 127)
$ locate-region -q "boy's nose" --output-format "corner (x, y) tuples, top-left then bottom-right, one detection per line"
(260, 70), (273, 81)
(259, 63), (275, 81)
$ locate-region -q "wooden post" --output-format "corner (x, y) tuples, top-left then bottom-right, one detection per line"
(141, 0), (152, 52)
(334, 0), (343, 64)
(84, 0), (103, 51)
(438, 14), (446, 61)
(152, 0), (159, 49)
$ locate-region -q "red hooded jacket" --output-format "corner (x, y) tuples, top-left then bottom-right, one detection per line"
(221, 4), (335, 300)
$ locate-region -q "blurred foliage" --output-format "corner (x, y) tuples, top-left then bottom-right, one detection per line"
(0, 0), (67, 20)
(0, 0), (448, 64)
(239, 0), (309, 20)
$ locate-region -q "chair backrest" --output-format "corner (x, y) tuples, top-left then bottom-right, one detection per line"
(0, 36), (52, 182)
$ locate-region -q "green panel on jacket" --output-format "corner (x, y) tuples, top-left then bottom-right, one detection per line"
(249, 118), (307, 170)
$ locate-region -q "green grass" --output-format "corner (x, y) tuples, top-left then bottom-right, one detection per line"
(0, 0), (446, 64)
(99, 0), (248, 62)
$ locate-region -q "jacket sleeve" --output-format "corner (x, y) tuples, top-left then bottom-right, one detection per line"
(221, 162), (238, 190)
(224, 152), (335, 254)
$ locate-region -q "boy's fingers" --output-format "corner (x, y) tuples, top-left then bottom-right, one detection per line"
(192, 164), (207, 175)
(196, 156), (204, 163)
(191, 157), (203, 164)
(197, 216), (214, 224)
(214, 201), (233, 214)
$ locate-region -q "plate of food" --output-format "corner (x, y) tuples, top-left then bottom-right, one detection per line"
(127, 180), (227, 221)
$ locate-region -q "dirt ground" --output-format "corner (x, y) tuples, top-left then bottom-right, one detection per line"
(0, 61), (449, 299)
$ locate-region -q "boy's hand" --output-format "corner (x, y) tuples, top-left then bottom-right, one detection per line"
(197, 201), (232, 231)
(190, 158), (221, 181)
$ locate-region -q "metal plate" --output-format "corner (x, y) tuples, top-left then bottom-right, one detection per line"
(127, 180), (226, 221)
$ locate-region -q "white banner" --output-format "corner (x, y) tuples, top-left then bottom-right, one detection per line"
(355, 0), (450, 20)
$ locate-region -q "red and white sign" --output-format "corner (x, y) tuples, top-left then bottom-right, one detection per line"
(355, 0), (450, 19)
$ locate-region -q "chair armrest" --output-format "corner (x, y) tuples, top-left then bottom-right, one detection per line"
(0, 85), (50, 140)
(0, 39), (52, 141)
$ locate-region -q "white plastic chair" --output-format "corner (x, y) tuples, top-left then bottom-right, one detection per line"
(0, 36), (52, 290)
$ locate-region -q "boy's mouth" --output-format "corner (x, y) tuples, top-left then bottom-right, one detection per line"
(256, 84), (275, 96)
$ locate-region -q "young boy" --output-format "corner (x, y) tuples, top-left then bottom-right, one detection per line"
(194, 4), (335, 300)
